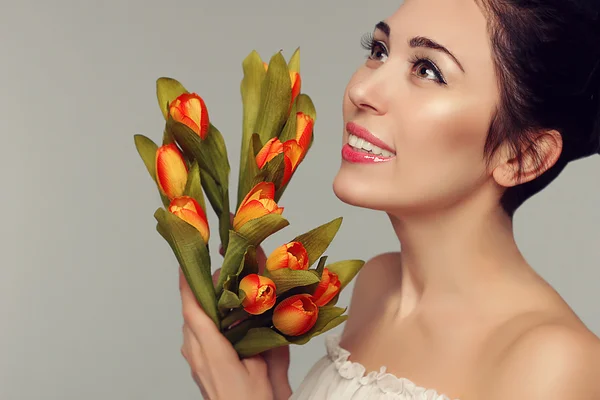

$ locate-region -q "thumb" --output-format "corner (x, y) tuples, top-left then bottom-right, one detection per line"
(263, 345), (292, 399)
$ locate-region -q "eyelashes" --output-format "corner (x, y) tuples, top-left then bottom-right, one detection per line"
(359, 32), (447, 85)
(360, 32), (376, 52)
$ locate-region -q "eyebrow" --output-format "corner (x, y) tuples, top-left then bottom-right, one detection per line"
(374, 21), (466, 73)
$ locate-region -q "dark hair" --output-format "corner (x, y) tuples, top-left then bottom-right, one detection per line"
(478, 0), (600, 215)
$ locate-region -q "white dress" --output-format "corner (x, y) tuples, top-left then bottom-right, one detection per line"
(290, 334), (457, 400)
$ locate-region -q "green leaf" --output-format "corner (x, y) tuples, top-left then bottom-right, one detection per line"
(133, 134), (158, 181)
(292, 217), (343, 267)
(287, 47), (301, 74)
(266, 269), (320, 295)
(234, 327), (290, 358)
(254, 52), (292, 145)
(315, 256), (328, 276)
(216, 231), (251, 294)
(278, 99), (298, 144)
(200, 168), (223, 216)
(167, 119), (229, 189)
(237, 213), (289, 246)
(325, 259), (366, 291)
(290, 306), (347, 345)
(154, 208), (219, 327)
(241, 245), (259, 277)
(156, 77), (188, 120)
(184, 160), (206, 213)
(237, 134), (263, 210)
(239, 51), (267, 205)
(296, 93), (316, 122)
(218, 289), (243, 313)
(133, 134), (171, 208)
(262, 152), (286, 189)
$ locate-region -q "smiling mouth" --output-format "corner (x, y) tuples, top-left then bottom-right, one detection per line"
(347, 133), (395, 158)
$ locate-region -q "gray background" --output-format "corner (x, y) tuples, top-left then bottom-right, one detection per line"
(1, 1), (598, 399)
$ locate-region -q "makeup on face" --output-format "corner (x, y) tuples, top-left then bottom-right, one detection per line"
(342, 121), (396, 164)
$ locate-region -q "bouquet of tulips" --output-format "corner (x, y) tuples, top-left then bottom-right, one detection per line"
(133, 48), (365, 358)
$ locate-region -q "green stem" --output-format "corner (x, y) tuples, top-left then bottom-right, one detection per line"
(219, 188), (230, 253)
(221, 308), (249, 330)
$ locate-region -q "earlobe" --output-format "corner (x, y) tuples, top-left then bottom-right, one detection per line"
(492, 130), (563, 187)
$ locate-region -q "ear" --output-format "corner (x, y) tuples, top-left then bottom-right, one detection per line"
(493, 129), (563, 187)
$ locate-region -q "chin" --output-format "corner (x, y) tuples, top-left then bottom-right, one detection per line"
(332, 164), (396, 211)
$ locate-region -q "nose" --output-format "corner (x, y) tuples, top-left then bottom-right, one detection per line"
(347, 68), (389, 115)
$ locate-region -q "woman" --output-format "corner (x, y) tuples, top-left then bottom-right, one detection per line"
(178, 0), (600, 398)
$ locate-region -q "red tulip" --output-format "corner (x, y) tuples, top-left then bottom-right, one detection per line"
(266, 241), (309, 271)
(272, 294), (318, 336)
(168, 196), (210, 243)
(239, 274), (277, 315)
(155, 143), (188, 200)
(169, 93), (210, 139)
(312, 268), (341, 307)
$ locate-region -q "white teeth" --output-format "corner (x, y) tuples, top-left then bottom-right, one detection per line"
(349, 134), (358, 147)
(347, 134), (394, 157)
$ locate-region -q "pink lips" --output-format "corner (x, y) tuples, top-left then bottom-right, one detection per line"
(346, 122), (396, 154)
(342, 122), (395, 164)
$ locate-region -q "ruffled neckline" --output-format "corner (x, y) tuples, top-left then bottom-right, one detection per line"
(325, 334), (458, 400)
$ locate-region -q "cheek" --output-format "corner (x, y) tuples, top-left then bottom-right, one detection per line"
(400, 94), (492, 168)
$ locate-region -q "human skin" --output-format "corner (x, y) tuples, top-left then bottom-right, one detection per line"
(333, 0), (600, 398)
(179, 0), (600, 398)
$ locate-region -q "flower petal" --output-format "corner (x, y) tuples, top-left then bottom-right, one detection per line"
(233, 200), (269, 230)
(273, 294), (318, 336)
(256, 138), (284, 169)
(156, 143), (188, 199)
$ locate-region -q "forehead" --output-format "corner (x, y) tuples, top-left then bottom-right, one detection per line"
(385, 0), (493, 70)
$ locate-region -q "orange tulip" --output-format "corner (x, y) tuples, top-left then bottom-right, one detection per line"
(295, 112), (314, 151)
(156, 143), (188, 199)
(266, 241), (309, 271)
(312, 268), (341, 307)
(290, 71), (301, 106)
(272, 294), (318, 336)
(239, 274), (277, 315)
(169, 93), (210, 140)
(168, 196), (210, 243)
(255, 137), (284, 168)
(233, 182), (284, 230)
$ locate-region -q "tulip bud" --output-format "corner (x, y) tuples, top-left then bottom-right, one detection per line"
(169, 93), (210, 140)
(156, 143), (188, 200)
(255, 137), (284, 169)
(233, 182), (284, 231)
(290, 71), (301, 106)
(168, 196), (210, 243)
(239, 274), (277, 315)
(266, 241), (309, 271)
(295, 112), (314, 151)
(312, 268), (341, 307)
(272, 294), (318, 336)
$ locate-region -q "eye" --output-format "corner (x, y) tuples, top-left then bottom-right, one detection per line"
(360, 33), (389, 63)
(410, 57), (446, 85)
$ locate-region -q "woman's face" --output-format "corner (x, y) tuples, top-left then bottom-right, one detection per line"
(333, 0), (501, 214)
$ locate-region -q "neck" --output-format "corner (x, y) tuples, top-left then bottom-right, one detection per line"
(388, 185), (529, 312)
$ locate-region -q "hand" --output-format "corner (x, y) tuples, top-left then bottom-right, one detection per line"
(180, 214), (292, 399)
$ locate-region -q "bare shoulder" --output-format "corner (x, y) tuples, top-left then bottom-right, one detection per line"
(480, 319), (600, 399)
(342, 252), (402, 335)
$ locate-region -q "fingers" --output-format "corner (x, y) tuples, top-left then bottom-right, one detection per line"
(182, 323), (215, 394)
(179, 269), (244, 376)
(241, 355), (268, 378)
